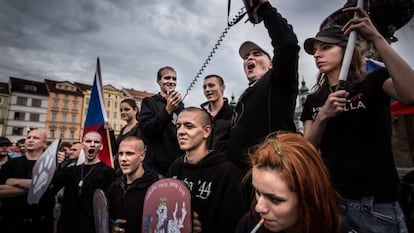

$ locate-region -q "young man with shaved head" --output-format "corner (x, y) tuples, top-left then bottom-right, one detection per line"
(167, 107), (246, 233)
(107, 136), (159, 233)
(201, 74), (234, 153)
(51, 131), (114, 233)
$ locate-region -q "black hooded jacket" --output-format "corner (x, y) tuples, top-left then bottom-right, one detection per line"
(106, 167), (159, 233)
(167, 150), (247, 233)
(228, 2), (299, 173)
(200, 98), (234, 153)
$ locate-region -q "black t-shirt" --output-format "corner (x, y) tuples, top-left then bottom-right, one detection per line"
(301, 68), (399, 201)
(52, 162), (114, 233)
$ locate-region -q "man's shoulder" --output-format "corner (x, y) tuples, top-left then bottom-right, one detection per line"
(5, 155), (27, 166)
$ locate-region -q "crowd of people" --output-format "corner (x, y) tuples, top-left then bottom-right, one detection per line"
(1, 0), (414, 232)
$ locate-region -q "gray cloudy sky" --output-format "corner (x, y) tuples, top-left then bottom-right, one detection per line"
(0, 0), (413, 107)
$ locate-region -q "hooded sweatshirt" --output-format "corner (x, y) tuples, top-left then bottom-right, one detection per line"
(167, 150), (246, 233)
(106, 167), (159, 233)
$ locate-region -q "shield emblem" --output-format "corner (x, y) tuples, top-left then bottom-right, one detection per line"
(142, 178), (192, 233)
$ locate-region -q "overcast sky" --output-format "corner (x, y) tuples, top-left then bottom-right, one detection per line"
(1, 0), (413, 107)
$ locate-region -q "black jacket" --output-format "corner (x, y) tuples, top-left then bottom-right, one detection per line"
(228, 2), (299, 172)
(167, 150), (247, 233)
(106, 167), (159, 233)
(138, 93), (184, 176)
(200, 98), (234, 153)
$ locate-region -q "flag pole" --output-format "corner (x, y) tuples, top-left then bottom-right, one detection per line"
(96, 57), (114, 168)
(336, 0), (364, 91)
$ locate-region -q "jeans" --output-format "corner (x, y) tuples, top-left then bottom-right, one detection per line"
(341, 197), (408, 233)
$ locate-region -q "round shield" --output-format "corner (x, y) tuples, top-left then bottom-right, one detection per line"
(142, 178), (192, 233)
(93, 189), (110, 233)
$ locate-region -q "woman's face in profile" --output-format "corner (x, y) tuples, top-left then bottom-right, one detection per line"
(252, 167), (300, 232)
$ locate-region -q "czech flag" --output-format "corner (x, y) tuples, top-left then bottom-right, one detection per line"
(365, 59), (414, 116)
(83, 58), (114, 168)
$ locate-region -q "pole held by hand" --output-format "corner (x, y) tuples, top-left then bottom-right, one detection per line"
(336, 0), (364, 91)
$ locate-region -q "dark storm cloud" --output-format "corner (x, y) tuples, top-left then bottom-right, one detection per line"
(0, 0), (412, 106)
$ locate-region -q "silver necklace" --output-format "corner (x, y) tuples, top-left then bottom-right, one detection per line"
(78, 164), (97, 195)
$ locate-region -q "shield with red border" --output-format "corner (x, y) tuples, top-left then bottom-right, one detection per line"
(142, 178), (192, 233)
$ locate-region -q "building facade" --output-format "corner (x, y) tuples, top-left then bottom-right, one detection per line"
(44, 79), (84, 143)
(0, 82), (9, 136)
(6, 77), (49, 142)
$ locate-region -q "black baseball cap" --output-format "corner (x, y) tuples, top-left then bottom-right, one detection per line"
(304, 25), (349, 55)
(0, 136), (12, 146)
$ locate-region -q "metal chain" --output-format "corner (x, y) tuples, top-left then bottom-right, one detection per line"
(182, 7), (246, 101)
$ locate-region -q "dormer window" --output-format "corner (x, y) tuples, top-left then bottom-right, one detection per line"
(24, 84), (37, 92)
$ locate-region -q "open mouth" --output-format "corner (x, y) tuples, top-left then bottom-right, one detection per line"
(247, 62), (255, 69)
(88, 149), (95, 154)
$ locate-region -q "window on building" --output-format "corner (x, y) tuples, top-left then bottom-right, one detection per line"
(63, 101), (68, 109)
(70, 130), (75, 139)
(71, 114), (77, 123)
(17, 97), (28, 106)
(53, 99), (58, 108)
(73, 101), (78, 110)
(51, 112), (57, 121)
(60, 129), (65, 139)
(113, 112), (117, 119)
(107, 100), (111, 108)
(30, 113), (40, 121)
(32, 98), (42, 107)
(12, 127), (24, 135)
(114, 101), (118, 108)
(62, 113), (67, 122)
(50, 129), (55, 138)
(14, 112), (25, 120)
(24, 85), (37, 92)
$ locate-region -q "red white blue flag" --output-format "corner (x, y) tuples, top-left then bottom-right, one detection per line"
(83, 58), (114, 168)
(365, 59), (414, 115)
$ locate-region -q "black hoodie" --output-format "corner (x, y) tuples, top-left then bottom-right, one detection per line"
(106, 167), (159, 233)
(228, 2), (299, 173)
(200, 98), (234, 153)
(167, 150), (247, 233)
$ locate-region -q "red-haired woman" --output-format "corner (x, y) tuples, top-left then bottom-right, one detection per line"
(236, 132), (343, 233)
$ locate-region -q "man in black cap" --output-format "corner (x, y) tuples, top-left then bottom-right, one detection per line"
(0, 136), (12, 169)
(228, 0), (299, 173)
